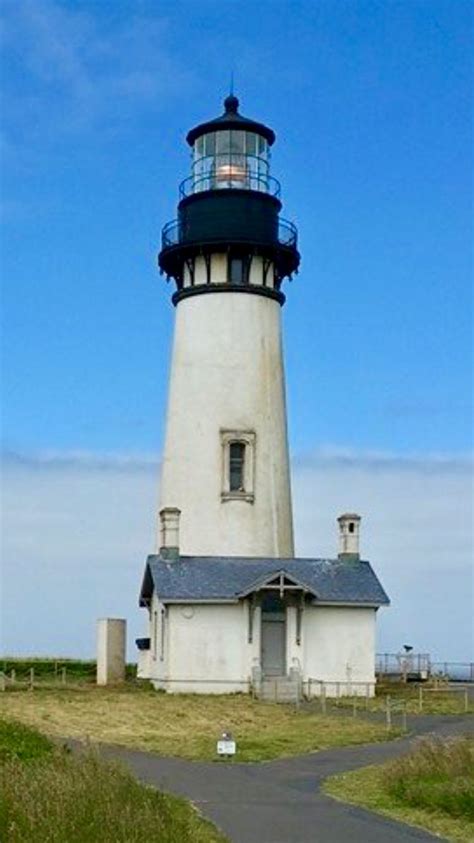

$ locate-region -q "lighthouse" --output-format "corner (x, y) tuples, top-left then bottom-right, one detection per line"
(158, 94), (300, 558)
(137, 95), (389, 697)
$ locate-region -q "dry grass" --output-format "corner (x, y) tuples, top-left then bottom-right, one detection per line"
(0, 686), (397, 761)
(324, 735), (474, 843)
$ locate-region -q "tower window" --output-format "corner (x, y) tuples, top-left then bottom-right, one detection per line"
(348, 523), (355, 533)
(229, 257), (246, 285)
(229, 442), (245, 491)
(221, 430), (256, 503)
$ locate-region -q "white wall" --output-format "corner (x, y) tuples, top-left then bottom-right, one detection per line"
(147, 602), (259, 693)
(183, 254), (274, 289)
(139, 594), (377, 697)
(137, 648), (151, 679)
(144, 592), (169, 687)
(303, 606), (377, 696)
(159, 289), (294, 557)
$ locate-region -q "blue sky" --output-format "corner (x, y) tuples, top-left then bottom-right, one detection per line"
(1, 0), (472, 660)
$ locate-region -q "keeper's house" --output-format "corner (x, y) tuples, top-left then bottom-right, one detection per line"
(137, 510), (389, 698)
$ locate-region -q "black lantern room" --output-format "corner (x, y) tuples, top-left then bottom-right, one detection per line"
(159, 95), (300, 305)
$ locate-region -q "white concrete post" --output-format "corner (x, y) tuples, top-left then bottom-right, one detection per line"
(97, 618), (126, 685)
(337, 513), (361, 558)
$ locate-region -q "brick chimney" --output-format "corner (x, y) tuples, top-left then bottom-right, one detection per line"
(159, 507), (181, 560)
(337, 513), (361, 560)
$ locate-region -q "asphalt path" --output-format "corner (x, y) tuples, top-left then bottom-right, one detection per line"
(87, 714), (473, 843)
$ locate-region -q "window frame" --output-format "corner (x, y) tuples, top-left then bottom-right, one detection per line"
(229, 441), (246, 491)
(220, 429), (256, 503)
(152, 609), (158, 661)
(228, 255), (249, 285)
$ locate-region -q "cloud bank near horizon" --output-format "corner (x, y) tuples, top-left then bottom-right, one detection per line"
(1, 447), (472, 662)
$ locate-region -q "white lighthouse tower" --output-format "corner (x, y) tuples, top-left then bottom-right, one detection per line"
(158, 94), (300, 557)
(136, 95), (389, 696)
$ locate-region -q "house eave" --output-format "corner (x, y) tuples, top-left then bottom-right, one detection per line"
(161, 597), (240, 605)
(237, 568), (316, 599)
(310, 599), (389, 608)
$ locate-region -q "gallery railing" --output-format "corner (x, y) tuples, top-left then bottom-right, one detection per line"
(161, 216), (298, 250)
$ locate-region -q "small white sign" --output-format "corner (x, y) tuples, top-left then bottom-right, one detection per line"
(217, 739), (236, 756)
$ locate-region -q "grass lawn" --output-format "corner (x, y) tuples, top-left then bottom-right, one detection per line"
(0, 719), (226, 843)
(0, 686), (398, 762)
(324, 735), (474, 843)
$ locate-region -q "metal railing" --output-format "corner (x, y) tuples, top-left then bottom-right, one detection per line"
(161, 216), (298, 251)
(430, 662), (474, 682)
(180, 153), (281, 198)
(376, 654), (474, 683)
(306, 678), (376, 700)
(180, 171), (281, 198)
(376, 652), (430, 678)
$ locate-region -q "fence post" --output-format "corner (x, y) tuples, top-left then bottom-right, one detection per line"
(62, 667), (66, 685)
(352, 698), (357, 718)
(0, 672), (5, 692)
(274, 679), (277, 703)
(464, 689), (468, 713)
(418, 685), (423, 713)
(365, 683), (370, 709)
(386, 695), (391, 731)
(29, 668), (34, 690)
(11, 669), (15, 685)
(321, 684), (326, 714)
(402, 703), (407, 732)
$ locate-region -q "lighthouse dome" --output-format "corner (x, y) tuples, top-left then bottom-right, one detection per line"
(186, 94), (275, 147)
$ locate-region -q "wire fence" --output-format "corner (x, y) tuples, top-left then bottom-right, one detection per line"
(417, 684), (470, 713)
(0, 661), (138, 690)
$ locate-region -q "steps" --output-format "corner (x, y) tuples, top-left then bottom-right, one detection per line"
(259, 675), (301, 703)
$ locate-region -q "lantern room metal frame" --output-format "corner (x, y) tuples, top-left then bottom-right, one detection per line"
(158, 95), (300, 306)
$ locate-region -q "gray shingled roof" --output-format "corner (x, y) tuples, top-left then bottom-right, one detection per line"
(139, 555), (390, 607)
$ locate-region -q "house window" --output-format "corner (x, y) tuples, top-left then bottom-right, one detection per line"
(221, 430), (256, 503)
(152, 610), (158, 661)
(160, 608), (166, 661)
(229, 441), (245, 491)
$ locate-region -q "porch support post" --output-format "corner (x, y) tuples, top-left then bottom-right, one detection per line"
(248, 593), (258, 643)
(296, 592), (304, 645)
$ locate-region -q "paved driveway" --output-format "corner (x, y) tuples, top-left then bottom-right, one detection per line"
(95, 714), (472, 843)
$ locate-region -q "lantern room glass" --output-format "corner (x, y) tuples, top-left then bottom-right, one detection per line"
(192, 130), (271, 194)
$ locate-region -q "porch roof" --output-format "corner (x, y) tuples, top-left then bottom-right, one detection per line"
(139, 555), (390, 607)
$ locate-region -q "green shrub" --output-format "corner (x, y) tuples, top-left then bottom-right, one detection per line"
(386, 736), (474, 820)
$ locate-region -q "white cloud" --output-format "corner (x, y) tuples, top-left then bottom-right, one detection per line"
(1, 447), (472, 662)
(292, 448), (473, 662)
(2, 0), (193, 137)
